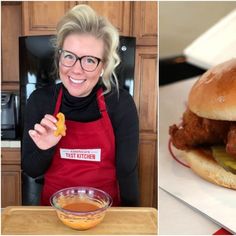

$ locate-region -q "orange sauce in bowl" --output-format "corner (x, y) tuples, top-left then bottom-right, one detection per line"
(56, 200), (106, 230)
(63, 202), (100, 212)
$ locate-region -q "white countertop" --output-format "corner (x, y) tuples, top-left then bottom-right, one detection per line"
(1, 140), (21, 148)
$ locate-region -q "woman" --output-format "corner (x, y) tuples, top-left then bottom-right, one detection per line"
(22, 4), (139, 206)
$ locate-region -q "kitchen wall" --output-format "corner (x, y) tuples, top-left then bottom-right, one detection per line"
(159, 2), (236, 58)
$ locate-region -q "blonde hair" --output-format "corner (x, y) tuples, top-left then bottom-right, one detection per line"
(53, 4), (120, 94)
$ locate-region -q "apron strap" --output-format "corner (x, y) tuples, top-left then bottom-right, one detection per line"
(53, 87), (63, 116)
(96, 88), (107, 113)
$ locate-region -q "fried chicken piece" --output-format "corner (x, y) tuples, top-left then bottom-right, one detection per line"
(169, 109), (230, 150)
(54, 112), (66, 137)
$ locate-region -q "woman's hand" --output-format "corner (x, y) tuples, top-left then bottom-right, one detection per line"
(28, 114), (63, 150)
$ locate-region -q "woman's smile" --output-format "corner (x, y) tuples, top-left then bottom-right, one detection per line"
(68, 76), (87, 85)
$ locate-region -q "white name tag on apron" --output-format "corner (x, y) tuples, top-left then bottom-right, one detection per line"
(60, 148), (101, 162)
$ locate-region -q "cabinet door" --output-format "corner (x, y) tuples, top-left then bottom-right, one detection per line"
(138, 134), (157, 208)
(1, 169), (21, 207)
(22, 1), (76, 35)
(134, 46), (157, 207)
(133, 2), (158, 46)
(79, 1), (132, 36)
(1, 3), (21, 88)
(134, 46), (157, 134)
(1, 148), (21, 207)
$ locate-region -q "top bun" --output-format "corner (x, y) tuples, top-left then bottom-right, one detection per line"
(188, 58), (236, 121)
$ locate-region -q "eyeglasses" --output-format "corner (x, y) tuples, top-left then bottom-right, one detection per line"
(58, 49), (102, 72)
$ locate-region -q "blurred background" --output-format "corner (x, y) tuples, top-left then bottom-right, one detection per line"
(159, 1), (236, 85)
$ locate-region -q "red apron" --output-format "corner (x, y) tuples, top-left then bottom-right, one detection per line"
(41, 87), (120, 206)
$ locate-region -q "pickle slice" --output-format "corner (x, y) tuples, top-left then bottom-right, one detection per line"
(211, 146), (236, 174)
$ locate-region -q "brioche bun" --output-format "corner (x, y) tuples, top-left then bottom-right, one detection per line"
(183, 149), (236, 190)
(188, 58), (236, 121)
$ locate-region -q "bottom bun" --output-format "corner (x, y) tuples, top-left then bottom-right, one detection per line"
(183, 149), (236, 190)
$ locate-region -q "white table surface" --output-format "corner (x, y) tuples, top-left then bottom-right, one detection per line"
(159, 188), (221, 235)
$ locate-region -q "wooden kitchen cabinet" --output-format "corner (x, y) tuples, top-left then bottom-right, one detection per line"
(132, 1), (157, 208)
(22, 1), (76, 35)
(22, 1), (132, 36)
(1, 2), (21, 91)
(139, 134), (157, 208)
(134, 46), (157, 207)
(133, 1), (158, 46)
(78, 1), (132, 36)
(1, 148), (22, 207)
(134, 46), (157, 134)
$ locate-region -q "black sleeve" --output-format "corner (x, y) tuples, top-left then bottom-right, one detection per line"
(107, 89), (140, 206)
(21, 87), (58, 178)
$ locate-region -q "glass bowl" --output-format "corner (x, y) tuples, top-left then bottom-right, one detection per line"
(50, 186), (112, 230)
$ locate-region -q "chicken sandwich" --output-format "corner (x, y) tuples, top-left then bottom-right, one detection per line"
(169, 59), (236, 190)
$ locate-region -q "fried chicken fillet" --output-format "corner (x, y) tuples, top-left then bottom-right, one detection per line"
(169, 108), (236, 156)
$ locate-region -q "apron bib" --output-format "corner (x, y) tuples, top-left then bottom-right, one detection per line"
(41, 87), (120, 206)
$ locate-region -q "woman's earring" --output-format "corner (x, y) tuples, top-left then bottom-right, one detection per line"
(100, 69), (104, 77)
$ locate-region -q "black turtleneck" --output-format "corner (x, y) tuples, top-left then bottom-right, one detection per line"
(22, 82), (140, 206)
(61, 82), (101, 122)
